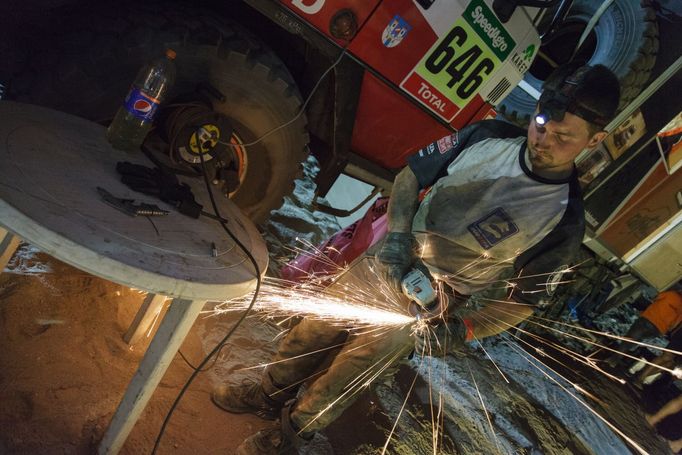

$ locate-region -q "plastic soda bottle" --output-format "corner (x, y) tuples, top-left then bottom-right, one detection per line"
(106, 48), (177, 152)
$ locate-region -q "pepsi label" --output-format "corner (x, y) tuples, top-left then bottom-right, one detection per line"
(123, 88), (160, 122)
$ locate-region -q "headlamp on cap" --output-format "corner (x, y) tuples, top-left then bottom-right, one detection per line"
(534, 67), (608, 129)
(535, 90), (570, 126)
(534, 112), (549, 126)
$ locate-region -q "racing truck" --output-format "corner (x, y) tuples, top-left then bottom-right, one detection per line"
(0, 0), (658, 223)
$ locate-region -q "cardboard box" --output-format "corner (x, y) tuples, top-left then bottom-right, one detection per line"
(604, 109), (646, 159)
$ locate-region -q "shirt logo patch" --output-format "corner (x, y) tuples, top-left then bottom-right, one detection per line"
(437, 136), (452, 154)
(419, 142), (437, 157)
(546, 264), (568, 295)
(437, 132), (458, 154)
(468, 207), (519, 249)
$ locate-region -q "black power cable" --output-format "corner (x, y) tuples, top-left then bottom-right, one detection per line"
(150, 134), (262, 454)
(150, 45), (350, 453)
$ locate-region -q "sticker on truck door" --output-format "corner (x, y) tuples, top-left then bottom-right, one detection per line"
(401, 0), (515, 122)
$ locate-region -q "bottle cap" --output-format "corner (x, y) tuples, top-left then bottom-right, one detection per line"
(166, 48), (177, 60)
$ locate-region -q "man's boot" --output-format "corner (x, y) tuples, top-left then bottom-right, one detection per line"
(212, 378), (284, 420)
(235, 401), (312, 455)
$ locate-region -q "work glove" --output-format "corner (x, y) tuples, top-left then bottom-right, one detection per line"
(116, 162), (203, 218)
(375, 232), (418, 291)
(415, 317), (471, 357)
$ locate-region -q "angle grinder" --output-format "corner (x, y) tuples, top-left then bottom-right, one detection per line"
(401, 266), (442, 320)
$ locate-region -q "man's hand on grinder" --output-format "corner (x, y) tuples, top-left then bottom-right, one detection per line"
(376, 232), (418, 291)
(415, 317), (472, 357)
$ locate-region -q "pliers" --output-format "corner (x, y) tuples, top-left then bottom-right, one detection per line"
(97, 187), (169, 217)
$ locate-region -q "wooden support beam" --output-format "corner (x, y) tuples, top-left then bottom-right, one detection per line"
(98, 298), (206, 454)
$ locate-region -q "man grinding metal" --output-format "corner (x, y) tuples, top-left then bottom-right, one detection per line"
(213, 62), (621, 454)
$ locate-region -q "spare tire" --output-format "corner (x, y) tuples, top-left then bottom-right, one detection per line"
(497, 0), (659, 127)
(7, 4), (309, 224)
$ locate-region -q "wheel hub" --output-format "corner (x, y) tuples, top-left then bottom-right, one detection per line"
(146, 96), (247, 197)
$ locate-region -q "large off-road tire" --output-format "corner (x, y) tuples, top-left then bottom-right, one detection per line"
(497, 0), (659, 127)
(7, 4), (309, 224)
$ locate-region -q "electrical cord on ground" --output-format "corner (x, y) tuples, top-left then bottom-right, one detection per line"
(150, 135), (262, 455)
(177, 348), (215, 372)
(177, 330), (235, 372)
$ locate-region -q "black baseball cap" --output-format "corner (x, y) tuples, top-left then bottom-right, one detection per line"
(536, 64), (620, 129)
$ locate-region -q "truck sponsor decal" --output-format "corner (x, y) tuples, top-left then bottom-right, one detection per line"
(467, 0), (514, 60)
(291, 0), (325, 15)
(382, 15), (412, 48)
(402, 73), (458, 119)
(401, 0), (516, 121)
(510, 44), (536, 74)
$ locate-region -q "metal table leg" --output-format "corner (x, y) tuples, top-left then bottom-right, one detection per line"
(0, 227), (20, 271)
(98, 298), (206, 454)
(123, 293), (169, 345)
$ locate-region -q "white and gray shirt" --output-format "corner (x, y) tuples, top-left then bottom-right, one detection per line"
(407, 120), (585, 301)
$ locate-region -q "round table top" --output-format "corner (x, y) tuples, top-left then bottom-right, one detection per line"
(0, 101), (268, 301)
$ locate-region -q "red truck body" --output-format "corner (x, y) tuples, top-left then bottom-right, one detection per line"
(280, 0), (538, 168)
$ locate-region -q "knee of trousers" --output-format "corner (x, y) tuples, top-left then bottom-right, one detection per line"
(263, 320), (348, 396)
(286, 326), (415, 433)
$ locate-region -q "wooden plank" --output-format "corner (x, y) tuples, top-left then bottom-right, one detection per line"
(123, 293), (168, 345)
(0, 227), (20, 271)
(98, 298), (206, 454)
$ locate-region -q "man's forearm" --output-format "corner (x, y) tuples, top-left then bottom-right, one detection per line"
(388, 166), (421, 233)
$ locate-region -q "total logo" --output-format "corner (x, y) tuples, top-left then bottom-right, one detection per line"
(417, 82), (447, 113)
(401, 72), (458, 121)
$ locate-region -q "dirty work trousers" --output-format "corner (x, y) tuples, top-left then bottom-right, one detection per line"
(262, 256), (416, 434)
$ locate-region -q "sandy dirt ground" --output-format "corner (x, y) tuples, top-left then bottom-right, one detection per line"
(0, 243), (673, 455)
(0, 245), (386, 454)
(0, 247), (264, 454)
